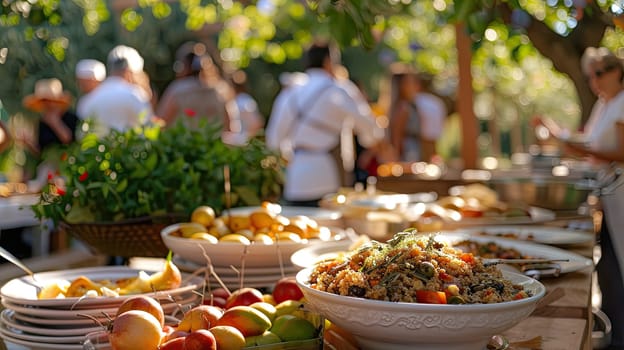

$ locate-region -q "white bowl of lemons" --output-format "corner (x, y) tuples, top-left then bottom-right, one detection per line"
(161, 205), (344, 268)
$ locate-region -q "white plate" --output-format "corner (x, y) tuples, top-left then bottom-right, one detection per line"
(1, 334), (105, 350)
(11, 311), (108, 327)
(227, 206), (343, 227)
(0, 309), (102, 337)
(172, 255), (300, 275)
(0, 266), (203, 307)
(455, 225), (594, 246)
(0, 318), (87, 343)
(291, 240), (353, 269)
(436, 233), (593, 274)
(2, 293), (199, 320)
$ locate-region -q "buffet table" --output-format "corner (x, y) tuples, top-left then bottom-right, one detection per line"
(500, 224), (596, 350)
(0, 194), (51, 257)
(0, 215), (598, 350)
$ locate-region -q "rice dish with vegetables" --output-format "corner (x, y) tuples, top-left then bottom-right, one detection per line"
(308, 232), (530, 304)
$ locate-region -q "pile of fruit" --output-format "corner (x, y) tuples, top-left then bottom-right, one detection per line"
(38, 256), (182, 299)
(168, 203), (334, 245)
(107, 278), (321, 350)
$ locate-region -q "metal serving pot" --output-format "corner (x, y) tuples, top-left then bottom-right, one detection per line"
(486, 177), (596, 211)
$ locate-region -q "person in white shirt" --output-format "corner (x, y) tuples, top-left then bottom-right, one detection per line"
(78, 45), (153, 137)
(75, 59), (106, 120)
(566, 47), (624, 347)
(414, 72), (446, 162)
(266, 43), (389, 206)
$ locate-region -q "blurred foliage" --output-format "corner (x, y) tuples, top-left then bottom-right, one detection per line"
(2, 0), (624, 164)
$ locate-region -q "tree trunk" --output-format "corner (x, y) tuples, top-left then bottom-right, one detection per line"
(501, 3), (610, 127)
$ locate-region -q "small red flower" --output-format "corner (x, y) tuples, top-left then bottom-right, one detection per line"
(55, 187), (66, 196)
(184, 108), (197, 117)
(47, 172), (54, 181)
(79, 171), (89, 182)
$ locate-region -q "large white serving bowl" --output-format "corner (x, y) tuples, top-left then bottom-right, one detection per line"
(161, 223), (344, 267)
(296, 268), (545, 350)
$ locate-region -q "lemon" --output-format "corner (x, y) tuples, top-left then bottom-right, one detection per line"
(178, 222), (208, 238)
(189, 232), (219, 243)
(191, 206), (216, 228)
(274, 232), (302, 243)
(219, 234), (251, 245)
(234, 229), (255, 240)
(253, 233), (274, 245)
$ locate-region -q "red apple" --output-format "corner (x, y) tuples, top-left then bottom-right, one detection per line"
(184, 329), (217, 350)
(159, 337), (186, 350)
(116, 295), (165, 328)
(272, 277), (304, 304)
(225, 287), (264, 309)
(211, 287), (231, 300)
(203, 296), (227, 308)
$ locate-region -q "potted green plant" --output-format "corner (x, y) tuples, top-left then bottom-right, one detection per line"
(32, 118), (284, 257)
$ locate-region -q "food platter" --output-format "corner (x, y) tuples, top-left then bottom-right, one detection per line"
(0, 266), (203, 307)
(291, 234), (592, 275)
(434, 206), (557, 229)
(454, 225), (594, 246)
(436, 233), (593, 274)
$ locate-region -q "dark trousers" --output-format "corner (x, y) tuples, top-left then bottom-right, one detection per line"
(280, 198), (322, 208)
(597, 215), (624, 347)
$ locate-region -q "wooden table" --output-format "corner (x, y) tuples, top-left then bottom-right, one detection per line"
(0, 218), (598, 350)
(499, 222), (596, 350)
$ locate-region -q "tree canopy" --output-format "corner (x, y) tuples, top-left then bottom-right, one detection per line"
(1, 0), (624, 160)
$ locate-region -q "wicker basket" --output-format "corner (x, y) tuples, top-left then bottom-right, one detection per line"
(59, 214), (187, 258)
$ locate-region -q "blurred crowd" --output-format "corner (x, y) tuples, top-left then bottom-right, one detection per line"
(0, 41), (450, 199)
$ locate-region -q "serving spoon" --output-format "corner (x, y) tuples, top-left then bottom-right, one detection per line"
(482, 258), (569, 267)
(0, 245), (43, 292)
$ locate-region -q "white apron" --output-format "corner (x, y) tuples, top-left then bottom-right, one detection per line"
(598, 165), (624, 285)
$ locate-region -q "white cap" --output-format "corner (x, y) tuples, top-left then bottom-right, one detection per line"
(75, 59), (106, 81)
(278, 72), (308, 87)
(107, 45), (144, 73)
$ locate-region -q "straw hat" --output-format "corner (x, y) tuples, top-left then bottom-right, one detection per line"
(22, 78), (72, 112)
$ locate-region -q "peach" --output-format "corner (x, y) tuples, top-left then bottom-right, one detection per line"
(109, 310), (163, 350)
(184, 329), (217, 350)
(162, 329), (190, 343)
(159, 337), (186, 350)
(116, 295), (165, 328)
(177, 305), (223, 332)
(215, 306), (271, 337)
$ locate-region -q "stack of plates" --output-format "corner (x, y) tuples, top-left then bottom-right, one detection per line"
(172, 256), (300, 290)
(0, 266), (203, 350)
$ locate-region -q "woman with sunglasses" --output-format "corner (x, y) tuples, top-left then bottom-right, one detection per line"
(569, 47), (624, 349)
